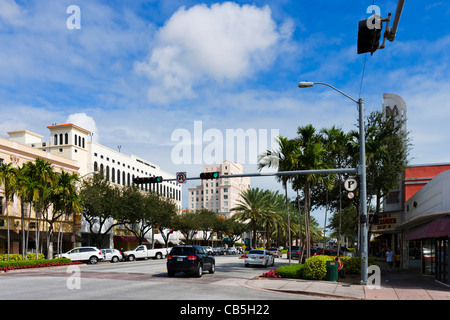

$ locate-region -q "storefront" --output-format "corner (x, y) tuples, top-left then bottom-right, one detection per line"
(406, 216), (450, 285)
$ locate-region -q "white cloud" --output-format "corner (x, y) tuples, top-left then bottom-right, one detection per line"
(135, 2), (287, 104)
(66, 113), (99, 143)
(0, 0), (25, 27)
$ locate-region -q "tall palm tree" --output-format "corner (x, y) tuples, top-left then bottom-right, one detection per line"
(52, 170), (81, 257)
(0, 162), (17, 261)
(231, 188), (272, 249)
(25, 158), (54, 259)
(258, 136), (301, 264)
(293, 125), (331, 260)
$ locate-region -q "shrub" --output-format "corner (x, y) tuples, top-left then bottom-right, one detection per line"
(275, 263), (305, 279)
(0, 258), (80, 272)
(340, 256), (380, 274)
(303, 255), (335, 280)
(0, 253), (45, 261)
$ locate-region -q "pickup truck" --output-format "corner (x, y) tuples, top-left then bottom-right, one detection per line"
(124, 245), (167, 261)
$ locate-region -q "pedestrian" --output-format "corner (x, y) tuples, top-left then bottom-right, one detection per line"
(336, 256), (345, 278)
(395, 252), (401, 271)
(386, 247), (394, 272)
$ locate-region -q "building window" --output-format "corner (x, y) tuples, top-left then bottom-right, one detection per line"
(54, 134), (58, 145)
(64, 133), (68, 144)
(59, 134), (63, 145)
(82, 137), (85, 149)
(74, 134), (77, 146)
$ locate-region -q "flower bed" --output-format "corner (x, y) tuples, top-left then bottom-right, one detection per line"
(0, 258), (82, 272)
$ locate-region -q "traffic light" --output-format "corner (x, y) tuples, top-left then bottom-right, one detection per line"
(357, 18), (382, 55)
(199, 172), (220, 180)
(133, 176), (163, 184)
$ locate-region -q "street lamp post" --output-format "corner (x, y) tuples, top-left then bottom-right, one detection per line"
(298, 81), (368, 284)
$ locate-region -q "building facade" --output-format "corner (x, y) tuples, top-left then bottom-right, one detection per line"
(0, 134), (80, 255)
(2, 123), (182, 252)
(188, 160), (250, 218)
(375, 163), (450, 286)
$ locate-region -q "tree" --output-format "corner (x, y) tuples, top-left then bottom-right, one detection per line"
(0, 162), (16, 261)
(292, 124), (332, 259)
(258, 136), (301, 263)
(231, 188), (273, 249)
(152, 195), (178, 248)
(80, 175), (122, 248)
(363, 110), (410, 215)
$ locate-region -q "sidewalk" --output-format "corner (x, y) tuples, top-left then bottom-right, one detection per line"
(247, 268), (450, 300)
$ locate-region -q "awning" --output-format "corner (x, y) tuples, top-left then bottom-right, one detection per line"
(113, 235), (150, 243)
(406, 216), (450, 240)
(0, 230), (21, 242)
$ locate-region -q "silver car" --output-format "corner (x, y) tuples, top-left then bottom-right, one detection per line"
(101, 248), (123, 263)
(244, 249), (275, 267)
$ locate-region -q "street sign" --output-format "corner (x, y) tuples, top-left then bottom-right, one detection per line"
(348, 192), (355, 199)
(176, 172), (187, 184)
(344, 178), (358, 191)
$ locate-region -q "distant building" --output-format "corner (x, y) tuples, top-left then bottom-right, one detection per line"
(188, 160), (250, 218)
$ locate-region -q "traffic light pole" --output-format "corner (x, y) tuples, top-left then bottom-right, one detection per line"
(162, 168), (358, 183)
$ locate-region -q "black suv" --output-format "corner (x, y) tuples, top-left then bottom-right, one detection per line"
(167, 245), (215, 277)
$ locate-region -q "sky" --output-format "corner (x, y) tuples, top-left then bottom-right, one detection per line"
(1, 0), (450, 229)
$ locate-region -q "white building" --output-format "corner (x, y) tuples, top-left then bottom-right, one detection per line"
(7, 123), (182, 247)
(188, 160), (250, 218)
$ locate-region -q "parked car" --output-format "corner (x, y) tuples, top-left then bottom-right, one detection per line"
(213, 247), (226, 255)
(167, 245), (215, 278)
(124, 245), (167, 261)
(287, 246), (301, 259)
(58, 246), (103, 264)
(225, 247), (238, 255)
(268, 248), (282, 258)
(101, 248), (123, 263)
(203, 246), (213, 255)
(244, 249), (275, 268)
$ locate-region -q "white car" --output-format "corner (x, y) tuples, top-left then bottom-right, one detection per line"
(101, 248), (123, 263)
(59, 246), (103, 264)
(244, 249), (275, 268)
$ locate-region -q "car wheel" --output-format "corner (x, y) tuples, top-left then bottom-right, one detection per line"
(209, 262), (215, 274)
(245, 263), (249, 268)
(89, 256), (98, 264)
(195, 265), (203, 278)
(128, 255), (135, 262)
(112, 256), (119, 263)
(168, 270), (175, 277)
(155, 252), (162, 259)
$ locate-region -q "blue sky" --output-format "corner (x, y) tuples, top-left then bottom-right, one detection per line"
(1, 0), (450, 226)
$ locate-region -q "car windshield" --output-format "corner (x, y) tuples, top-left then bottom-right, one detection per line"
(171, 247), (195, 255)
(248, 250), (265, 255)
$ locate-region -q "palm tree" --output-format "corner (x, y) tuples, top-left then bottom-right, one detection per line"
(0, 162), (17, 261)
(231, 188), (272, 249)
(25, 158), (54, 259)
(293, 124), (331, 260)
(52, 170), (81, 256)
(258, 136), (300, 264)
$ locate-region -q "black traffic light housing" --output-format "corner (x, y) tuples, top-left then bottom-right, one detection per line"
(133, 176), (163, 184)
(357, 18), (382, 55)
(200, 172), (220, 180)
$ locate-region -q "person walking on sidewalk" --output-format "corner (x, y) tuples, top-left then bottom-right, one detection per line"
(395, 252), (401, 271)
(336, 256), (345, 278)
(386, 247), (394, 272)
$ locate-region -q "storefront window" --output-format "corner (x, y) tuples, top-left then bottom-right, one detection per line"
(422, 239), (435, 275)
(436, 239), (448, 284)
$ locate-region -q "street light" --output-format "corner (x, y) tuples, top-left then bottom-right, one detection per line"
(298, 81), (369, 284)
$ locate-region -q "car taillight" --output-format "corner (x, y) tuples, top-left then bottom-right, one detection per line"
(168, 255), (172, 260)
(296, 251), (300, 254)
(259, 256), (264, 259)
(187, 256), (197, 261)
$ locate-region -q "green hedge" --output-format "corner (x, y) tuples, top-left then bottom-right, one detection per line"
(0, 258), (81, 272)
(275, 263), (305, 279)
(272, 256), (381, 280)
(0, 253), (45, 261)
(303, 255), (336, 280)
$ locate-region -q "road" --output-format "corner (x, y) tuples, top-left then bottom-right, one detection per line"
(0, 255), (319, 301)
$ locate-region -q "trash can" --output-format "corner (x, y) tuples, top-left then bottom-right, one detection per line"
(326, 260), (338, 282)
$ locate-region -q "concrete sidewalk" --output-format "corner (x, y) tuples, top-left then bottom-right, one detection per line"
(247, 268), (450, 300)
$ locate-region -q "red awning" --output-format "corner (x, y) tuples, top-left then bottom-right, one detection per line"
(113, 235), (150, 243)
(406, 216), (450, 240)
